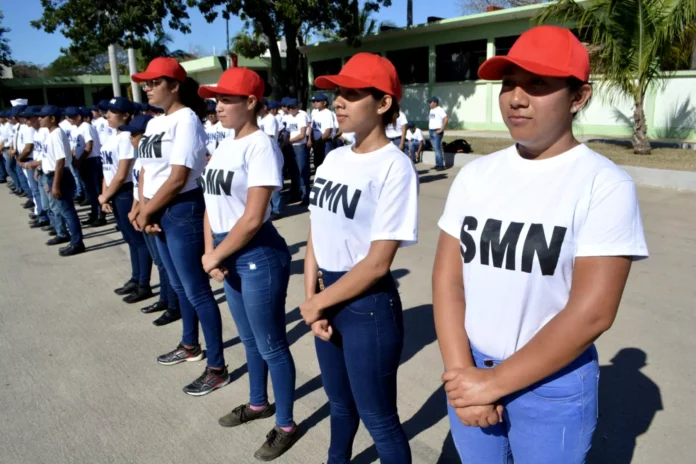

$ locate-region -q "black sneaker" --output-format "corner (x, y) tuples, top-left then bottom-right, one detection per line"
(59, 242), (85, 257)
(48, 229), (57, 236)
(91, 217), (108, 227)
(19, 191), (28, 198)
(114, 279), (138, 295)
(79, 198), (90, 207)
(141, 300), (167, 314)
(46, 236), (70, 246)
(28, 213), (38, 220)
(218, 403), (275, 428)
(153, 308), (182, 326)
(254, 425), (299, 461)
(183, 366), (231, 397)
(41, 224), (54, 232)
(122, 285), (153, 304)
(157, 343), (204, 366)
(81, 215), (96, 226)
(30, 221), (50, 229)
(22, 200), (35, 209)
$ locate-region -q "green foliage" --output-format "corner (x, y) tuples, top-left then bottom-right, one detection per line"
(0, 10), (13, 67)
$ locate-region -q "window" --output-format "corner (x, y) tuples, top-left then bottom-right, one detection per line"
(386, 47), (429, 84)
(436, 40), (487, 82)
(311, 59), (342, 80)
(47, 87), (85, 107)
(495, 35), (519, 57)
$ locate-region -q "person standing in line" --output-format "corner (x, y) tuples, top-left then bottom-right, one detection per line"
(8, 105), (32, 199)
(72, 107), (107, 227)
(11, 108), (36, 209)
(125, 115), (182, 326)
(204, 99), (235, 160)
(1, 111), (22, 193)
(95, 100), (115, 146)
(19, 107), (51, 229)
(385, 109), (408, 152)
(301, 52), (419, 464)
(261, 101), (285, 221)
(405, 122), (424, 163)
(433, 26), (648, 463)
(16, 108), (40, 212)
(62, 108), (89, 205)
(427, 96), (448, 171)
(281, 99), (309, 205)
(97, 97), (154, 304)
(131, 57), (229, 396)
(38, 105), (85, 256)
(198, 67), (299, 461)
(309, 93), (336, 169)
(0, 111), (9, 184)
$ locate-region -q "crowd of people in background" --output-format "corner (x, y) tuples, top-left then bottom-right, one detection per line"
(0, 26), (650, 464)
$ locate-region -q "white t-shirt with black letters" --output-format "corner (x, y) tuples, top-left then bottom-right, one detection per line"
(41, 127), (72, 174)
(101, 131), (135, 187)
(282, 113), (307, 146)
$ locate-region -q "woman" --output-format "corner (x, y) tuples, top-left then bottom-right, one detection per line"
(300, 52), (419, 464)
(125, 114), (181, 326)
(197, 67), (298, 461)
(37, 105), (85, 256)
(98, 97), (153, 304)
(433, 26), (649, 463)
(131, 57), (228, 397)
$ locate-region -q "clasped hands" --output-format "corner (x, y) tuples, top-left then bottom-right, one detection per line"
(443, 366), (505, 428)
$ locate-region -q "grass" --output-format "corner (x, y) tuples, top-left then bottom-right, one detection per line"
(442, 136), (696, 172)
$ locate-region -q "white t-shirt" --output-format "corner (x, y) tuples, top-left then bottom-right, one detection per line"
(10, 123), (19, 150)
(101, 131), (135, 187)
(406, 128), (424, 142)
(68, 124), (85, 158)
(437, 144), (649, 360)
(41, 127), (72, 174)
(32, 128), (49, 162)
(137, 107), (207, 200)
(59, 120), (72, 138)
(259, 113), (280, 142)
(132, 158), (141, 202)
(385, 111), (408, 139)
(0, 122), (12, 148)
(298, 109), (311, 126)
(428, 106), (447, 130)
(203, 130), (284, 234)
(311, 108), (335, 140)
(17, 124), (36, 160)
(77, 122), (101, 159)
(341, 132), (356, 146)
(274, 113), (284, 128)
(204, 120), (235, 155)
(309, 143), (419, 272)
(95, 117), (116, 145)
(282, 113), (307, 146)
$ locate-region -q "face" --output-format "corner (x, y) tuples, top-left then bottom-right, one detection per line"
(142, 78), (172, 109)
(130, 133), (143, 150)
(27, 117), (40, 130)
(206, 112), (218, 124)
(215, 94), (256, 130)
(106, 110), (129, 129)
(281, 105), (288, 113)
(333, 87), (391, 134)
(67, 116), (81, 126)
(92, 110), (101, 119)
(289, 106), (299, 116)
(499, 66), (591, 150)
(428, 101), (437, 109)
(39, 115), (53, 128)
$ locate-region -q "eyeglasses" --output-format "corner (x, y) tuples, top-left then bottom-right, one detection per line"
(141, 79), (164, 90)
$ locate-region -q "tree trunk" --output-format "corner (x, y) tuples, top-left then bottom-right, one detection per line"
(283, 21), (301, 105)
(259, 19), (286, 100)
(296, 32), (309, 112)
(632, 94), (652, 155)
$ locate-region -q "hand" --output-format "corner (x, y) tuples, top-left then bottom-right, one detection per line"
(144, 224), (162, 235)
(443, 366), (501, 409)
(34, 170), (39, 181)
(136, 210), (151, 231)
(453, 404), (504, 428)
(311, 319), (333, 341)
(44, 184), (49, 194)
(102, 202), (112, 214)
(98, 194), (108, 206)
(399, 143), (405, 151)
(201, 251), (223, 274)
(51, 184), (62, 199)
(307, 139), (312, 148)
(208, 266), (228, 283)
(127, 209), (138, 224)
(300, 296), (324, 325)
(436, 129), (443, 135)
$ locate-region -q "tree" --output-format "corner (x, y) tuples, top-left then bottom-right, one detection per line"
(0, 10), (12, 67)
(137, 31), (194, 70)
(458, 0), (546, 14)
(319, 1), (397, 42)
(11, 62), (43, 78)
(45, 49), (129, 76)
(537, 0), (696, 154)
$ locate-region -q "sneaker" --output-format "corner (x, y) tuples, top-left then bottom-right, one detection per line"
(41, 224), (54, 232)
(22, 200), (35, 209)
(91, 217), (108, 227)
(79, 198), (90, 207)
(81, 215), (96, 226)
(218, 403), (275, 428)
(141, 300), (167, 314)
(156, 343), (204, 366)
(254, 425), (299, 461)
(122, 285), (153, 304)
(30, 221), (50, 229)
(19, 191), (28, 198)
(59, 242), (85, 257)
(48, 229), (57, 236)
(114, 279), (138, 295)
(182, 366), (231, 396)
(46, 236), (70, 246)
(153, 308), (182, 326)
(28, 213), (37, 220)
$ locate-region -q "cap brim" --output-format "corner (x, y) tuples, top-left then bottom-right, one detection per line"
(478, 56), (574, 80)
(118, 124), (140, 133)
(314, 75), (372, 91)
(198, 86), (251, 100)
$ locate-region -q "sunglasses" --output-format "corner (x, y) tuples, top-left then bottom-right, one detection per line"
(141, 79), (165, 90)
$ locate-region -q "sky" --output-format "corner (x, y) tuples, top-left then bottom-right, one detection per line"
(3, 0), (463, 66)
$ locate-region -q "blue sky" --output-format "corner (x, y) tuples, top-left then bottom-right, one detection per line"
(3, 0), (462, 66)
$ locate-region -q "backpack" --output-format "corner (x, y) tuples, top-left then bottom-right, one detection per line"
(443, 139), (473, 154)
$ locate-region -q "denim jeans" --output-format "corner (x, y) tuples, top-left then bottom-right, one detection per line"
(270, 189), (283, 215)
(25, 168), (44, 217)
(143, 232), (178, 308)
(46, 171), (83, 246)
(14, 161), (31, 197)
(429, 130), (444, 168)
(407, 141), (420, 162)
(4, 151), (21, 189)
(41, 173), (63, 234)
(313, 139), (335, 169)
(80, 157), (104, 220)
(315, 270), (411, 464)
(449, 344), (599, 464)
(68, 163), (84, 198)
(112, 183), (151, 286)
(0, 150), (7, 181)
(154, 188), (224, 368)
(214, 221), (296, 427)
(290, 144), (310, 202)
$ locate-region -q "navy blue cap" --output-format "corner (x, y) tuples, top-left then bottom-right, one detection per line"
(280, 97), (291, 106)
(262, 98), (269, 107)
(10, 105), (27, 118)
(79, 107), (92, 118)
(311, 93), (328, 102)
(206, 100), (216, 113)
(90, 104), (101, 112)
(427, 96), (439, 104)
(107, 97), (136, 114)
(118, 114), (153, 134)
(267, 101), (280, 110)
(286, 98), (298, 107)
(24, 106), (44, 117)
(98, 100), (110, 112)
(38, 105), (62, 118)
(63, 106), (81, 117)
(406, 122), (416, 128)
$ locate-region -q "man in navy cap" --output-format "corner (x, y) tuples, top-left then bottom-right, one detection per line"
(13, 105), (38, 210)
(309, 93), (336, 168)
(0, 111), (10, 185)
(280, 98), (309, 206)
(427, 96), (448, 170)
(2, 109), (23, 195)
(94, 100), (115, 145)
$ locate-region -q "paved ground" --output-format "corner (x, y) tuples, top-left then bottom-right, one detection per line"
(1, 167), (694, 464)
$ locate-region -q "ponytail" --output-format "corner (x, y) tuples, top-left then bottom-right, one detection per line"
(165, 77), (207, 120)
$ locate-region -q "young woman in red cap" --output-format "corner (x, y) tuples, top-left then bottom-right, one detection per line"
(131, 57), (228, 397)
(433, 25), (648, 462)
(197, 67), (298, 461)
(300, 52), (419, 464)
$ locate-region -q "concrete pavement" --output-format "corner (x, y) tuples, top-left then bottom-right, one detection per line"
(0, 168), (694, 464)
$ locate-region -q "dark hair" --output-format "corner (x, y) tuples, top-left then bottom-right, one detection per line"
(568, 77), (592, 119)
(368, 88), (400, 128)
(165, 76), (206, 120)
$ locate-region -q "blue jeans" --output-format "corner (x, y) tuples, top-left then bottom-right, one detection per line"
(154, 188), (224, 369)
(144, 232), (178, 308)
(35, 171), (51, 223)
(407, 140), (420, 162)
(112, 183), (151, 286)
(15, 161), (31, 197)
(0, 150), (7, 181)
(214, 221), (296, 427)
(68, 163), (84, 198)
(41, 173), (63, 234)
(79, 157), (104, 220)
(270, 189), (282, 214)
(46, 171), (83, 246)
(429, 130), (444, 167)
(315, 270), (411, 464)
(449, 344), (599, 463)
(4, 151), (21, 189)
(290, 144), (309, 202)
(25, 168), (44, 216)
(313, 139), (335, 169)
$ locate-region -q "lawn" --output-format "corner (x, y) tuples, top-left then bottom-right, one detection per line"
(441, 136), (696, 172)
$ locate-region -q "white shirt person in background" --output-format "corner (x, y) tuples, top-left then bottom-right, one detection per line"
(433, 26), (648, 463)
(303, 52), (419, 463)
(308, 93), (336, 168)
(427, 96), (448, 171)
(385, 110), (408, 152)
(405, 122), (424, 163)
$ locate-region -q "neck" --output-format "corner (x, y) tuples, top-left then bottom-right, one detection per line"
(234, 119), (258, 139)
(165, 100), (185, 116)
(517, 131), (579, 160)
(353, 125), (390, 154)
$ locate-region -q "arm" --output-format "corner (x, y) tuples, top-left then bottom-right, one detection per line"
(18, 143), (34, 162)
(52, 158), (65, 198)
(100, 159), (133, 203)
(321, 128), (332, 141)
(439, 115), (449, 134)
(77, 141), (93, 169)
(304, 230), (318, 300)
(289, 126), (307, 144)
(399, 124), (407, 150)
(137, 165), (190, 226)
(204, 210), (214, 254)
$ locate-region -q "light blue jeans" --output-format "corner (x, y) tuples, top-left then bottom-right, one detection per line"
(429, 130), (444, 168)
(449, 344), (599, 463)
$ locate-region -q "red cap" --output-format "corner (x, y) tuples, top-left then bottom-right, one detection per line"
(132, 57), (187, 83)
(198, 68), (265, 101)
(478, 26), (590, 82)
(314, 53), (402, 101)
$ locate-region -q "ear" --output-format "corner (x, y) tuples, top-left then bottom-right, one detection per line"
(248, 95), (258, 111)
(377, 94), (394, 115)
(571, 83), (593, 114)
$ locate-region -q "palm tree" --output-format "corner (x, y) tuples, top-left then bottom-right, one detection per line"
(320, 0), (391, 45)
(537, 0), (696, 154)
(137, 31), (191, 70)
